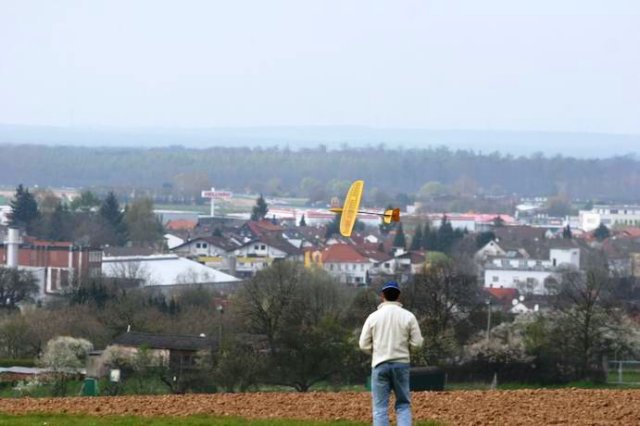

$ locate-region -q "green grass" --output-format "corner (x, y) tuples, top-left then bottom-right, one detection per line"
(607, 370), (640, 385)
(447, 380), (640, 391)
(0, 414), (444, 426)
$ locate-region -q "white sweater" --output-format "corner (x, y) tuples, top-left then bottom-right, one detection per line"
(358, 301), (424, 368)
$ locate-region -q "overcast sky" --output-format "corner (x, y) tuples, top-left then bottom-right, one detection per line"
(1, 0), (639, 134)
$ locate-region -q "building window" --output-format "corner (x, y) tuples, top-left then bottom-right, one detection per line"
(261, 245), (266, 250)
(254, 245), (259, 250)
(492, 276), (499, 282)
(202, 243), (208, 248)
(384, 262), (391, 269)
(196, 243), (201, 249)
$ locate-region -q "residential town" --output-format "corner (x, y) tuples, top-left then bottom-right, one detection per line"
(3, 189), (639, 312)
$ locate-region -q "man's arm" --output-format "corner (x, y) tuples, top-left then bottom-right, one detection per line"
(408, 315), (424, 349)
(358, 317), (373, 354)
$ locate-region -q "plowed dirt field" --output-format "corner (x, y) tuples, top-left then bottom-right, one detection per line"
(0, 389), (639, 425)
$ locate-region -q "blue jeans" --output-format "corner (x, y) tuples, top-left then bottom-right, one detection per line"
(371, 362), (411, 426)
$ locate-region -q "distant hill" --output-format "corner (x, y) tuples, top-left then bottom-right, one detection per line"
(0, 124), (638, 158)
(1, 142), (640, 202)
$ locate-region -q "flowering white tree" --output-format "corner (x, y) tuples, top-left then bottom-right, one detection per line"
(464, 314), (534, 366)
(40, 336), (93, 395)
(41, 336), (93, 372)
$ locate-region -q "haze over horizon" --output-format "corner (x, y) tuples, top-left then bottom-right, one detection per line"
(1, 0), (639, 143)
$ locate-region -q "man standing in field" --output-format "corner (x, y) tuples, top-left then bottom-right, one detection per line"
(359, 280), (424, 426)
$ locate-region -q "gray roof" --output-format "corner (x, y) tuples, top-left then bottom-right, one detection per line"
(113, 331), (217, 351)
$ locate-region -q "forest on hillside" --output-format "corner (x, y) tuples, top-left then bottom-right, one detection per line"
(1, 144), (638, 202)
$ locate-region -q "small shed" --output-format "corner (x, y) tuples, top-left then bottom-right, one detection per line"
(111, 331), (218, 371)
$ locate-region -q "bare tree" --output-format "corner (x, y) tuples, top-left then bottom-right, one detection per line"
(107, 261), (151, 286)
(403, 258), (480, 365)
(235, 262), (357, 391)
(0, 267), (40, 309)
(546, 255), (617, 381)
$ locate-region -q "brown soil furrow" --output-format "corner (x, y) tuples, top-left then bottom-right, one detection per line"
(0, 389), (639, 425)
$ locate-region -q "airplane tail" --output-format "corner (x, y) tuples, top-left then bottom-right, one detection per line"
(383, 208), (401, 224)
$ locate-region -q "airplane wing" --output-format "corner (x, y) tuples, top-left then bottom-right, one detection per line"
(340, 180), (364, 237)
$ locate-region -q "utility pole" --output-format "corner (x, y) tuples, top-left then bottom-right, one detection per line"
(486, 299), (492, 341)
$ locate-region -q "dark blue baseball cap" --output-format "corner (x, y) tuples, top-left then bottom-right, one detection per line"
(381, 280), (400, 292)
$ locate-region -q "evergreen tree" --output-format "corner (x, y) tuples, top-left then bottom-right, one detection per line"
(593, 223), (610, 241)
(8, 184), (39, 234)
(99, 192), (126, 245)
(492, 215), (505, 227)
(437, 215), (455, 253)
(422, 222), (438, 251)
(562, 224), (573, 239)
(299, 214), (307, 227)
(393, 223), (406, 249)
(325, 214), (340, 238)
(251, 194), (269, 221)
(47, 204), (73, 241)
(475, 231), (496, 248)
(410, 224), (423, 251)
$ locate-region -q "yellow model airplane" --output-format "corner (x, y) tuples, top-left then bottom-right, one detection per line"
(329, 180), (401, 237)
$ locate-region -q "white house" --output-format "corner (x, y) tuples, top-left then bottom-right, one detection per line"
(484, 266), (555, 295)
(164, 234), (184, 250)
(171, 236), (240, 258)
(320, 244), (374, 286)
(483, 246), (580, 295)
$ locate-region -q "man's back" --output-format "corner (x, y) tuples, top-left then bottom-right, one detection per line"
(359, 301), (423, 368)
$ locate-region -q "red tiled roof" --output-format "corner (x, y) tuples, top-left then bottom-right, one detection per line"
(166, 219), (197, 231)
(485, 287), (518, 302)
(619, 227), (640, 238)
(322, 244), (369, 263)
(247, 220), (283, 235)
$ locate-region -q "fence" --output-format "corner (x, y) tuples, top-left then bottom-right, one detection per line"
(607, 360), (640, 385)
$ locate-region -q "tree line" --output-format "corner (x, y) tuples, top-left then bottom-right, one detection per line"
(1, 145), (640, 202)
(7, 185), (164, 248)
(1, 253), (638, 393)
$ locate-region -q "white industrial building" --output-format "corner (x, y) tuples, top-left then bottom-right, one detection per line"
(101, 254), (241, 293)
(579, 204), (640, 231)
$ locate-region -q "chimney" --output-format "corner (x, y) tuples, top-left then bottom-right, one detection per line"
(5, 228), (20, 267)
